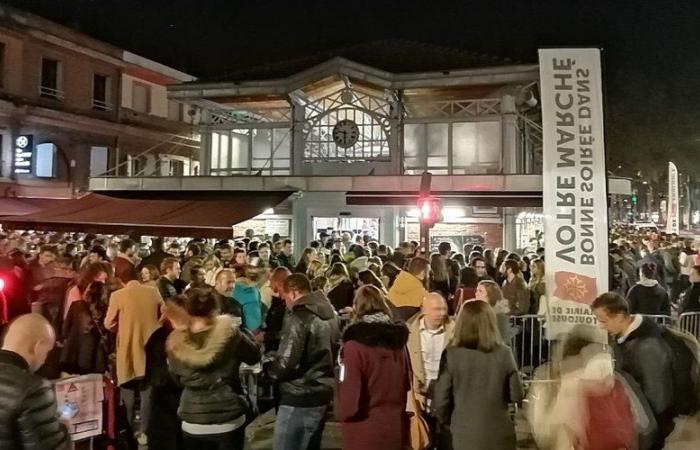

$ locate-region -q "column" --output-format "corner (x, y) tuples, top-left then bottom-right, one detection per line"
(199, 130), (212, 176)
(502, 207), (518, 251)
(501, 94), (519, 174)
(291, 104), (306, 176)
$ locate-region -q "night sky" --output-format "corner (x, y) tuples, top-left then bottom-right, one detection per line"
(6, 0), (700, 180)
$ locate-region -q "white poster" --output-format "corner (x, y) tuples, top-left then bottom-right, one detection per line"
(54, 374), (104, 441)
(666, 162), (679, 234)
(539, 48), (609, 342)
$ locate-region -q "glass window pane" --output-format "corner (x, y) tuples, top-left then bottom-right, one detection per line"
(230, 131), (248, 168)
(427, 123), (448, 156)
(452, 122), (477, 167)
(404, 157), (422, 168)
(253, 129), (272, 160)
(427, 156), (448, 168)
(404, 124), (424, 158)
(477, 121), (501, 164)
(35, 143), (56, 178)
(220, 133), (230, 169)
(273, 128), (291, 159)
(90, 146), (109, 177)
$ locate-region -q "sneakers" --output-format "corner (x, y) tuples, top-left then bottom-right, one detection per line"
(135, 432), (148, 446)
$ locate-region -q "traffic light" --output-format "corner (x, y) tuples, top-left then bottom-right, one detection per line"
(417, 196), (441, 227)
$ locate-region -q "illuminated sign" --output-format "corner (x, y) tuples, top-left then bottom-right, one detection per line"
(13, 135), (33, 175)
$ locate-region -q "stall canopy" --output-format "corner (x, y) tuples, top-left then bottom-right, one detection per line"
(0, 192), (291, 238)
(0, 197), (72, 216)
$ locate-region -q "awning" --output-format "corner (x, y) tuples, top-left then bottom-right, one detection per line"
(0, 192), (291, 238)
(346, 191), (543, 207)
(0, 197), (72, 216)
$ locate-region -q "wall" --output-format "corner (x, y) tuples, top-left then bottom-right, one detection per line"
(121, 73), (168, 118)
(0, 31), (24, 95)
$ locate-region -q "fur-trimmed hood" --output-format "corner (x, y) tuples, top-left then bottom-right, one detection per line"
(166, 314), (237, 368)
(342, 321), (409, 350)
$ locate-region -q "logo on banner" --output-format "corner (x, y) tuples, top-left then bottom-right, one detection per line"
(553, 271), (597, 304)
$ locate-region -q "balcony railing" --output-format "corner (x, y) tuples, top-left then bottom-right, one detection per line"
(92, 99), (113, 112)
(39, 85), (64, 100)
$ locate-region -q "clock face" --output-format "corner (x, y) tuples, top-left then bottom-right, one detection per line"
(332, 119), (360, 148)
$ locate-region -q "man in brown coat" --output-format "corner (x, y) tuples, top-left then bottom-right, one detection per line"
(105, 280), (163, 445)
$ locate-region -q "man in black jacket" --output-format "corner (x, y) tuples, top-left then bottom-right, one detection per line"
(265, 274), (339, 450)
(0, 314), (70, 450)
(679, 265), (700, 313)
(592, 292), (675, 450)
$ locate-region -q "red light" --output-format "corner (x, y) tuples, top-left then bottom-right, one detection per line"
(417, 196), (441, 225)
(0, 278), (5, 292)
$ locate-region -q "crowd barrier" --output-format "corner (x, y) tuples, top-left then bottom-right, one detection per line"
(508, 312), (700, 378)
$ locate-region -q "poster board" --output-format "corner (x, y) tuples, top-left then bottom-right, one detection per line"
(54, 374), (104, 441)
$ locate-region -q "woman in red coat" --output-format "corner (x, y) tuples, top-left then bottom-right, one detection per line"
(335, 285), (410, 450)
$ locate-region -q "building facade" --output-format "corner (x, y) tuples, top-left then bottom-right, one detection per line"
(90, 41), (550, 250)
(0, 4), (199, 200)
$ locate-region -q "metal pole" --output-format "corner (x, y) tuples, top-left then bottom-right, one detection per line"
(419, 221), (430, 256)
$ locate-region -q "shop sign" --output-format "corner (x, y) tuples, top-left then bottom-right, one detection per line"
(265, 219), (290, 237)
(539, 48), (609, 342)
(13, 135), (33, 175)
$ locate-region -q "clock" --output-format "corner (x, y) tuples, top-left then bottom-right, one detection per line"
(332, 119), (360, 148)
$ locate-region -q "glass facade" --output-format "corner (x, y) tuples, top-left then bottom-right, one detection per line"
(211, 128), (291, 175)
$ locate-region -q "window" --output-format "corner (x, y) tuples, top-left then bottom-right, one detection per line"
(35, 143), (56, 178)
(127, 155), (143, 176)
(40, 58), (62, 99)
(92, 74), (111, 111)
(90, 146), (109, 177)
(404, 121), (501, 174)
(168, 100), (183, 121)
(131, 81), (151, 113)
(210, 128), (290, 175)
(0, 42), (5, 88)
(169, 159), (185, 176)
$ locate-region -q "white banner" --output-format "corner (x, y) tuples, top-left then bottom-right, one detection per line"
(539, 48), (609, 342)
(666, 162), (679, 234)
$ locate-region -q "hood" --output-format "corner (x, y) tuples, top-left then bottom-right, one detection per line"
(342, 321), (409, 349)
(294, 290), (336, 320)
(626, 316), (662, 342)
(234, 279), (259, 301)
(637, 277), (659, 288)
(167, 315), (236, 369)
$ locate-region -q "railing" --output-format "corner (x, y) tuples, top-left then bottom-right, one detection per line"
(39, 85), (64, 100)
(92, 99), (113, 112)
(509, 312), (700, 379)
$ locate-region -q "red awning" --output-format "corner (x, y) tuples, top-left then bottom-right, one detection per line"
(0, 197), (72, 216)
(0, 192), (291, 238)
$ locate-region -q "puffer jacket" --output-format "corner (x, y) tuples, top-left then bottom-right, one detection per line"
(233, 277), (263, 332)
(265, 290), (340, 407)
(0, 350), (70, 450)
(613, 317), (674, 421)
(388, 271), (426, 309)
(167, 315), (261, 425)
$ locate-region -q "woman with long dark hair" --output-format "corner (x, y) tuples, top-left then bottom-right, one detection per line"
(433, 301), (523, 450)
(335, 285), (409, 450)
(430, 253), (452, 302)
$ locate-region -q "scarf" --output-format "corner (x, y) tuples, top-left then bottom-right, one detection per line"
(637, 275), (659, 288)
(359, 312), (392, 324)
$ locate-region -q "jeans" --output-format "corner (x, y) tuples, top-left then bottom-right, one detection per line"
(183, 429), (245, 450)
(121, 379), (152, 435)
(273, 404), (327, 450)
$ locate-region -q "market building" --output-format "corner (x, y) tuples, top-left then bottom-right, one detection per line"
(90, 40), (557, 251)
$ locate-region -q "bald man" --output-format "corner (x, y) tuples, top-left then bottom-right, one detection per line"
(406, 293), (455, 405)
(0, 314), (70, 450)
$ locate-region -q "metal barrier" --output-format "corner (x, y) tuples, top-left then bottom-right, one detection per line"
(640, 314), (674, 327)
(679, 312), (700, 339)
(509, 315), (550, 378)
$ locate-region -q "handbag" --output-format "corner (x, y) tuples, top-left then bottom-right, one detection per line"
(404, 349), (431, 450)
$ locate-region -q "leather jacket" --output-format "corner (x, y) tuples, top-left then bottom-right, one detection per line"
(265, 290), (340, 407)
(0, 350), (70, 450)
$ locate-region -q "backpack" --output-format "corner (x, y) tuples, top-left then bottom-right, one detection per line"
(660, 326), (700, 416)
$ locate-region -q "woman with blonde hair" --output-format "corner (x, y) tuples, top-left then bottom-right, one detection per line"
(529, 258), (546, 315)
(335, 285), (409, 450)
(202, 255), (222, 286)
(433, 300), (523, 450)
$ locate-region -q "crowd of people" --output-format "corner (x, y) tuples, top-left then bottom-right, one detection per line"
(0, 226), (698, 450)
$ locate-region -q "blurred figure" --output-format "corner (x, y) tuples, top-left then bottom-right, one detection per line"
(0, 314), (70, 449)
(335, 285), (409, 450)
(433, 300), (523, 450)
(679, 265), (700, 313)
